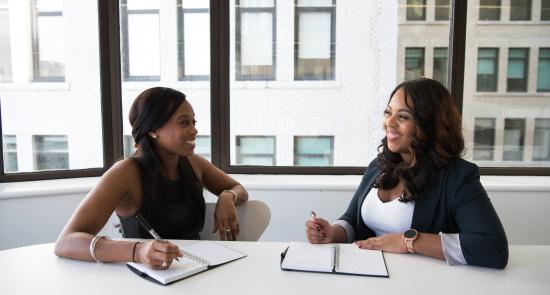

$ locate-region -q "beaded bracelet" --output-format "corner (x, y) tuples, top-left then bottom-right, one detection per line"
(89, 236), (107, 263)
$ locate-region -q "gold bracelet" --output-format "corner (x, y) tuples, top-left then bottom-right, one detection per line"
(223, 189), (238, 203)
(89, 235), (107, 263)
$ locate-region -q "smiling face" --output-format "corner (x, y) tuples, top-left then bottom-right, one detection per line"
(152, 100), (198, 158)
(383, 88), (417, 162)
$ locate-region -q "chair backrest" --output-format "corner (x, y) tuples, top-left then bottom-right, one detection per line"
(199, 200), (271, 241)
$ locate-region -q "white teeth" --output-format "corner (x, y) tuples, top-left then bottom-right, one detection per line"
(187, 141), (195, 145)
(387, 132), (398, 140)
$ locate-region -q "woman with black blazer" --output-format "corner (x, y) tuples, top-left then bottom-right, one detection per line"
(305, 78), (508, 269)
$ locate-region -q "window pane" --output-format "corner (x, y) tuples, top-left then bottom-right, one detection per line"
(537, 48), (550, 91)
(121, 0), (211, 157)
(473, 118), (496, 161)
(237, 9), (274, 80)
(241, 0), (274, 7)
(33, 135), (69, 170)
(406, 0), (426, 21)
(230, 1), (450, 167)
(236, 136), (275, 165)
(503, 119), (525, 161)
(435, 0), (450, 21)
(294, 136), (333, 166)
(433, 47), (448, 87)
(507, 48), (529, 92)
(2, 135), (18, 173)
(476, 48), (498, 92)
(479, 0), (501, 21)
(405, 48), (424, 81)
(195, 135), (211, 161)
(543, 0), (550, 20)
(0, 6), (12, 82)
(510, 0), (531, 20)
(533, 118), (550, 161)
(1, 0), (103, 173)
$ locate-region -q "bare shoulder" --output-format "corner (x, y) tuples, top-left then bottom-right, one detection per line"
(186, 154), (213, 180)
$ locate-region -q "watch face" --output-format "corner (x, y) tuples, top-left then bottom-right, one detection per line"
(404, 229), (417, 239)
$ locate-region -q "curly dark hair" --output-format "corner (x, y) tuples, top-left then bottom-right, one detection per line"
(374, 78), (464, 202)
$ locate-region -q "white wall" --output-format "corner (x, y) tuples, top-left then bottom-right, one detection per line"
(1, 175), (549, 250)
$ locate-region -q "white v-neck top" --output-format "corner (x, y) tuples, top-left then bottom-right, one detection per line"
(361, 187), (415, 236)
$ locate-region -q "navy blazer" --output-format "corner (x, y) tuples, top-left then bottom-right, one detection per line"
(339, 158), (509, 269)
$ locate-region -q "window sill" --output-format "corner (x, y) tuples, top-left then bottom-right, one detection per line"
(474, 92), (550, 98)
(1, 174), (549, 201)
(0, 82), (71, 91)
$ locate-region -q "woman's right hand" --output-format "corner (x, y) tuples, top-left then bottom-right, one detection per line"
(134, 240), (183, 270)
(305, 217), (334, 244)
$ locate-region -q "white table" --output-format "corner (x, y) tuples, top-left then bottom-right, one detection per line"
(1, 241), (549, 295)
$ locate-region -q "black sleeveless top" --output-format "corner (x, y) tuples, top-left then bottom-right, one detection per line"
(118, 157), (205, 240)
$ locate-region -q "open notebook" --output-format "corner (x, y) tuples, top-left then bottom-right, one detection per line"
(127, 241), (246, 285)
(280, 242), (389, 277)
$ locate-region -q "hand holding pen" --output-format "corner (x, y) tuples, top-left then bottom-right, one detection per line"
(305, 210), (333, 244)
(135, 215), (183, 269)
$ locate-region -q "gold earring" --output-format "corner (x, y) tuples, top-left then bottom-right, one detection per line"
(149, 133), (157, 139)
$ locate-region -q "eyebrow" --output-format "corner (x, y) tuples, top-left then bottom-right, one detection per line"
(175, 114), (194, 120)
(386, 106), (413, 113)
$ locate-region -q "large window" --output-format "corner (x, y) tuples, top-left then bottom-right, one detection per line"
(479, 0), (501, 21)
(406, 0), (426, 21)
(510, 0), (531, 21)
(435, 0), (450, 21)
(405, 48), (424, 81)
(538, 48), (550, 92)
(433, 47), (448, 87)
(178, 0), (209, 81)
(2, 135), (17, 173)
(236, 136), (276, 165)
(235, 0), (276, 80)
(503, 119), (526, 161)
(294, 136), (333, 166)
(32, 0), (65, 82)
(507, 48), (529, 92)
(0, 0), (11, 82)
(120, 0), (160, 81)
(33, 135), (69, 170)
(477, 48), (499, 92)
(294, 0), (335, 80)
(533, 119), (550, 161)
(473, 118), (496, 161)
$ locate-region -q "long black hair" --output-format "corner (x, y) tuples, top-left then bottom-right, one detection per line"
(129, 87), (205, 237)
(374, 78), (464, 202)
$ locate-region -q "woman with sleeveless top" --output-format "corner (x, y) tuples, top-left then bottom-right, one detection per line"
(55, 87), (248, 270)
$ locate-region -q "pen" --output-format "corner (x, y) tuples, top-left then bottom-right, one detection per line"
(135, 214), (179, 261)
(310, 210), (317, 219)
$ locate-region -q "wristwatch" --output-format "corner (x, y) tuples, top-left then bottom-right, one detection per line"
(403, 229), (419, 253)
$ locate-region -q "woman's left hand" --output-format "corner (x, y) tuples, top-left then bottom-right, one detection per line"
(355, 233), (408, 254)
(213, 193), (239, 241)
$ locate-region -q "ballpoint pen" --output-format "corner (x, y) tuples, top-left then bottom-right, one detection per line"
(135, 214), (179, 261)
(310, 210), (318, 220)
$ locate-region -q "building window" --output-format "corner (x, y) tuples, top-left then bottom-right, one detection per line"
(405, 48), (424, 81)
(510, 0), (531, 21)
(178, 0), (209, 81)
(479, 0), (501, 21)
(123, 135), (135, 158)
(473, 118), (496, 161)
(533, 119), (550, 161)
(2, 135), (18, 173)
(507, 48), (529, 92)
(503, 119), (526, 161)
(235, 0), (276, 81)
(32, 0), (65, 82)
(435, 0), (450, 21)
(406, 0), (426, 21)
(477, 48), (499, 92)
(537, 48), (550, 92)
(0, 0), (11, 82)
(33, 135), (69, 170)
(294, 136), (334, 166)
(433, 47), (448, 87)
(195, 135), (211, 162)
(236, 136), (276, 165)
(543, 0), (550, 20)
(120, 0), (160, 81)
(294, 0), (336, 81)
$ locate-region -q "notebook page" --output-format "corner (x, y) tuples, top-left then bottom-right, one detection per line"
(182, 241), (246, 266)
(127, 256), (207, 284)
(336, 244), (388, 277)
(281, 242), (334, 273)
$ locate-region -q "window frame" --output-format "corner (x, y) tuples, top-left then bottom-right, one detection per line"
(1, 0), (548, 182)
(235, 0), (277, 81)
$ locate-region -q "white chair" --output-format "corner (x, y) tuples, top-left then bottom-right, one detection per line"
(199, 200), (271, 241)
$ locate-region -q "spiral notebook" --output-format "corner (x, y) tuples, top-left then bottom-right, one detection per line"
(127, 241), (246, 285)
(280, 242), (389, 277)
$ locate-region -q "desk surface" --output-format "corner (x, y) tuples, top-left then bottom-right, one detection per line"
(1, 241), (549, 295)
